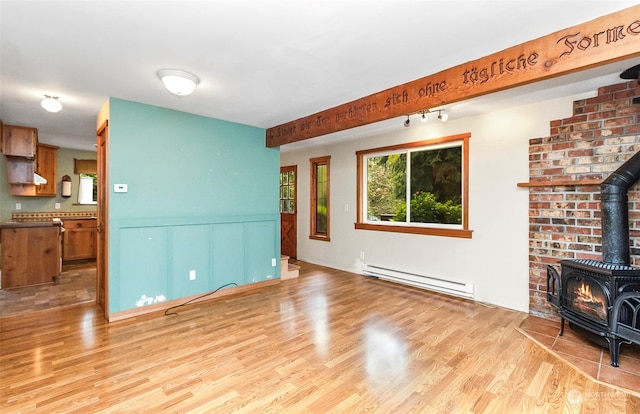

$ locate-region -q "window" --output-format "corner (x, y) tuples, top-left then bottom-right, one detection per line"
(280, 169), (296, 214)
(74, 158), (98, 205)
(310, 156), (330, 241)
(78, 174), (98, 205)
(356, 133), (472, 238)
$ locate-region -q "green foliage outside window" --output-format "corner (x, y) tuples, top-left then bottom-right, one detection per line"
(393, 191), (462, 224)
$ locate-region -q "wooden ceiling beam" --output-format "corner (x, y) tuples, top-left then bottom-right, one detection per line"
(266, 5), (640, 148)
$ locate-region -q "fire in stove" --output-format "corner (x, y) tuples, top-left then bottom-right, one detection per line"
(570, 281), (606, 321)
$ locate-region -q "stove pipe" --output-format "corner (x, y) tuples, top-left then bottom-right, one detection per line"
(601, 151), (640, 265)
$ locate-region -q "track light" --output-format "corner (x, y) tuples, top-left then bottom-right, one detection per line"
(404, 109), (449, 127)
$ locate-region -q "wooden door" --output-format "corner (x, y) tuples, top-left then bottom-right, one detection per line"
(280, 166), (297, 259)
(96, 121), (108, 318)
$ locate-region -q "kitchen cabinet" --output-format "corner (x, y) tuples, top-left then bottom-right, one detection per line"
(5, 157), (35, 183)
(1, 124), (58, 196)
(63, 218), (97, 261)
(1, 124), (37, 158)
(0, 222), (62, 288)
(35, 143), (58, 196)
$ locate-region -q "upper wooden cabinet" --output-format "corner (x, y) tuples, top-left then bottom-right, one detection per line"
(1, 124), (58, 196)
(5, 157), (35, 183)
(35, 144), (58, 196)
(1, 124), (37, 158)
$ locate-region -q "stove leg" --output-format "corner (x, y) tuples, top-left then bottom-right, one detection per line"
(559, 317), (565, 336)
(609, 338), (620, 367)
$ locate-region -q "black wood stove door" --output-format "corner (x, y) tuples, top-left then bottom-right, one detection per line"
(564, 275), (608, 323)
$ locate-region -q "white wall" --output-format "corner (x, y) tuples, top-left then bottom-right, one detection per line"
(280, 96), (579, 313)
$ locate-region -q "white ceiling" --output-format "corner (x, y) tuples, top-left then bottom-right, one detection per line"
(1, 0), (639, 152)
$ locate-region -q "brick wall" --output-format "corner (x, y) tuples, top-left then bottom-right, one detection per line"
(528, 80), (640, 318)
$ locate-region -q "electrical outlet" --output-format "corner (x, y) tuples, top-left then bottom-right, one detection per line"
(189, 270), (196, 281)
(15, 203), (21, 210)
(55, 203), (60, 209)
(360, 251), (365, 260)
(271, 258), (277, 267)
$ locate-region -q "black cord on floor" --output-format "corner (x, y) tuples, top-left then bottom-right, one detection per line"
(164, 282), (238, 316)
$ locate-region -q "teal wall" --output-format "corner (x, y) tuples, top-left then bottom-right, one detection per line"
(0, 147), (97, 222)
(107, 98), (280, 314)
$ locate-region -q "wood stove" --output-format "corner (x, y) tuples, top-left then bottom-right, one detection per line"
(547, 260), (640, 366)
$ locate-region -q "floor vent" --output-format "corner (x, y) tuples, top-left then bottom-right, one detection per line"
(363, 263), (474, 299)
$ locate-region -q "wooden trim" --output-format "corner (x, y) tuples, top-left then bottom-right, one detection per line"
(462, 135), (469, 230)
(96, 120), (109, 320)
(355, 132), (471, 156)
(517, 179), (601, 187)
(309, 234), (330, 242)
(37, 143), (59, 149)
(108, 278), (281, 322)
(354, 222), (473, 239)
(266, 5), (640, 147)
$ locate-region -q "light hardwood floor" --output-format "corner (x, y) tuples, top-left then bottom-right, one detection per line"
(0, 261), (95, 318)
(2, 261), (640, 413)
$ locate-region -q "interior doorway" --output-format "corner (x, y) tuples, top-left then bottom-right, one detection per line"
(280, 166), (297, 259)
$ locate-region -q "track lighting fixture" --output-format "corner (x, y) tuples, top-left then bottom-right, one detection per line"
(403, 109), (449, 127)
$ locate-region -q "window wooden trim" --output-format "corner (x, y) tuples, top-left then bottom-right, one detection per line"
(310, 156), (331, 241)
(355, 132), (472, 239)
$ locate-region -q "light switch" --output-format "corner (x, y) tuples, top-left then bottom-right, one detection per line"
(114, 184), (128, 193)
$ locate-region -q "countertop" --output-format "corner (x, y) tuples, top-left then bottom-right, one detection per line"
(0, 221), (63, 229)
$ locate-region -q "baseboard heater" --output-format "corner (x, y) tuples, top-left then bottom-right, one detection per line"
(362, 263), (475, 299)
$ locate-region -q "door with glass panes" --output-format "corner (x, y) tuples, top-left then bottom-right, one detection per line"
(280, 166), (297, 259)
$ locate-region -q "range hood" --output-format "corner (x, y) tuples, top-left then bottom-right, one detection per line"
(34, 173), (47, 185)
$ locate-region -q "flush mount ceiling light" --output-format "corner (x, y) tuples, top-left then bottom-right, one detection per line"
(157, 69), (200, 96)
(41, 95), (62, 113)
